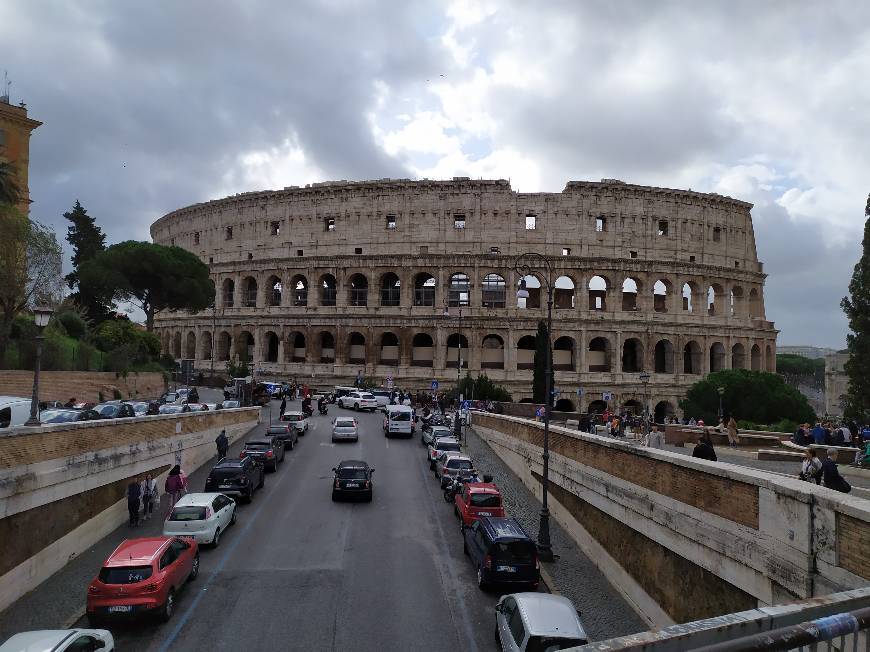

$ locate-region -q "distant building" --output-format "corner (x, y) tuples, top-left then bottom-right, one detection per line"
(0, 88), (42, 214)
(778, 345), (838, 360)
(824, 352), (849, 417)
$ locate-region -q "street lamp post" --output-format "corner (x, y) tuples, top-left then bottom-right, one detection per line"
(443, 304), (463, 440)
(24, 306), (54, 427)
(717, 386), (725, 422)
(638, 371), (651, 436)
(514, 252), (555, 562)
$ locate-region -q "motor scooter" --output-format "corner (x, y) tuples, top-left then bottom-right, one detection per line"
(318, 402), (328, 416)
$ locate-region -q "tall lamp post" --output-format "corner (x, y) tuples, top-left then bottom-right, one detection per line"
(717, 386), (725, 422)
(443, 303), (463, 440)
(638, 371), (651, 435)
(514, 252), (555, 562)
(24, 306), (54, 427)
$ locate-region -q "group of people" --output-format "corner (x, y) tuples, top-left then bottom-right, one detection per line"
(125, 465), (188, 527)
(799, 448), (852, 493)
(793, 422), (868, 449)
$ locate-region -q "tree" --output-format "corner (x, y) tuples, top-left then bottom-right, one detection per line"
(63, 200), (111, 322)
(0, 206), (64, 358)
(678, 369), (815, 426)
(79, 241), (215, 331)
(776, 353), (825, 380)
(841, 193), (870, 422)
(532, 320), (549, 404)
(0, 162), (20, 206)
(457, 372), (512, 402)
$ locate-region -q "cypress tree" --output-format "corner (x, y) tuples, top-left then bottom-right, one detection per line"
(532, 320), (549, 404)
(840, 193), (870, 422)
(64, 200), (111, 322)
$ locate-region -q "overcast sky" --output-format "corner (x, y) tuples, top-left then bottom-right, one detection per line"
(2, 0), (868, 348)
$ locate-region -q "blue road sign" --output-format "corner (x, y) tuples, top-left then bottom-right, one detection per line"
(431, 380), (439, 390)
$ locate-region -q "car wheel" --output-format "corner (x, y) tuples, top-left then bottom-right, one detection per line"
(258, 473), (265, 488)
(230, 508), (237, 525)
(189, 553), (200, 580)
(159, 589), (175, 622)
(477, 566), (487, 590)
(212, 527), (221, 547)
(331, 491), (338, 502)
(288, 439), (294, 450)
(242, 488), (252, 504)
(366, 491), (373, 502)
(354, 403), (360, 411)
(453, 504), (459, 517)
(463, 540), (469, 556)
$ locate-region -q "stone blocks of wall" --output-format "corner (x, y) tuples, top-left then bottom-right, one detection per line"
(0, 371), (166, 404)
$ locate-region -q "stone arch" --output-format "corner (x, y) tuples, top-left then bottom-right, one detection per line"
(654, 339), (674, 374)
(481, 273), (506, 308)
(291, 274), (308, 307)
(242, 277), (258, 308)
(267, 275), (282, 307)
(516, 334), (537, 370)
(587, 399), (608, 414)
(750, 343), (761, 370)
(517, 274), (541, 309)
(411, 332), (434, 366)
(380, 272), (401, 307)
(653, 279), (672, 313)
(554, 275), (575, 310)
(413, 272), (436, 307)
(765, 344), (774, 371)
(622, 399), (643, 415)
(709, 341), (726, 372)
(553, 336), (575, 371)
(749, 288), (761, 319)
(682, 281), (700, 313)
(481, 334), (505, 369)
(319, 274), (337, 307)
(347, 331), (366, 364)
(622, 337), (644, 372)
(731, 342), (746, 369)
(621, 277), (642, 311)
(172, 332), (182, 359)
(654, 400), (675, 424)
(707, 283), (725, 316)
(555, 398), (575, 412)
(379, 331), (400, 365)
(448, 272), (471, 307)
(319, 331), (336, 363)
(184, 331), (196, 359)
(588, 275), (609, 311)
(348, 273), (369, 307)
(588, 336), (611, 372)
(200, 331), (213, 361)
(263, 330), (279, 363)
(446, 332), (469, 368)
(286, 331), (306, 363)
(683, 340), (702, 374)
(730, 286), (745, 317)
(236, 330), (255, 362)
(217, 331), (232, 361)
(222, 278), (235, 308)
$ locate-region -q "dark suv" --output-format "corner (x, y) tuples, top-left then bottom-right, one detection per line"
(240, 436), (285, 471)
(204, 457), (264, 503)
(462, 517), (539, 590)
(266, 423), (299, 451)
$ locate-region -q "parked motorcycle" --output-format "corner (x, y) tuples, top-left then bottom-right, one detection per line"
(443, 471), (481, 503)
(318, 403), (328, 416)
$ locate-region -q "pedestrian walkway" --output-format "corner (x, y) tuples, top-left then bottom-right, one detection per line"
(463, 426), (647, 641)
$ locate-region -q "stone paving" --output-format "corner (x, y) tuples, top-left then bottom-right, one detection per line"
(462, 426), (648, 641)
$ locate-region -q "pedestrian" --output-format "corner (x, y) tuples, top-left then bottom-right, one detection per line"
(799, 448), (822, 484)
(127, 476), (142, 526)
(688, 416), (697, 426)
(216, 429), (229, 459)
(821, 449), (851, 493)
(726, 416), (739, 447)
(692, 430), (718, 461)
(165, 465), (187, 514)
(646, 423), (664, 449)
(279, 396), (287, 417)
(141, 473), (158, 520)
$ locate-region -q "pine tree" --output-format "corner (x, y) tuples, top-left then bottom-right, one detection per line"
(841, 193), (870, 422)
(532, 320), (549, 404)
(63, 200), (111, 322)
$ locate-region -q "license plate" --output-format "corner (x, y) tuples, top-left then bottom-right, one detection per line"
(496, 565), (517, 573)
(108, 605), (132, 613)
(477, 512), (492, 516)
(219, 484), (233, 489)
(345, 483), (359, 488)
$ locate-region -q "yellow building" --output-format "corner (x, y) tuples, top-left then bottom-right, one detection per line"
(0, 92), (42, 213)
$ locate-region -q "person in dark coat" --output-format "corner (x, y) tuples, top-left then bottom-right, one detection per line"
(822, 449), (851, 493)
(127, 477), (142, 526)
(279, 397), (287, 417)
(215, 429), (229, 459)
(692, 430), (718, 462)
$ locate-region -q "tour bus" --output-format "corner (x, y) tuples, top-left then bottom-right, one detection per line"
(383, 404), (414, 438)
(0, 397), (32, 430)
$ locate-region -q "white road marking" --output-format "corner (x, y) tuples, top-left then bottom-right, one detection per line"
(319, 442), (336, 448)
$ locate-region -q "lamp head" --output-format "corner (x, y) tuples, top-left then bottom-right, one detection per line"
(33, 306), (53, 328)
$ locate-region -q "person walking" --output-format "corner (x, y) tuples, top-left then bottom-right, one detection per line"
(215, 429), (229, 459)
(821, 450), (851, 493)
(646, 423), (664, 449)
(165, 465), (187, 514)
(127, 477), (142, 527)
(726, 417), (739, 448)
(799, 449), (822, 484)
(141, 473), (158, 520)
(279, 396), (287, 417)
(692, 430), (718, 461)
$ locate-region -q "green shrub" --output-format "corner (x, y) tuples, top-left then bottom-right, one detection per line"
(55, 311), (88, 340)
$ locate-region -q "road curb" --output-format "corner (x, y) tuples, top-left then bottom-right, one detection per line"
(61, 604), (86, 629)
(539, 564), (560, 596)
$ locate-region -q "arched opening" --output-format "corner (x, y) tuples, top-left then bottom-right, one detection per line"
(320, 274), (337, 307)
(291, 275), (308, 307)
(482, 273), (506, 308)
(237, 331), (254, 362)
(348, 332), (366, 364)
(731, 343), (746, 369)
(411, 333), (434, 367)
(553, 336), (575, 371)
(730, 286), (745, 317)
(516, 334), (536, 370)
(242, 277), (258, 308)
(749, 288), (761, 319)
(654, 400), (675, 424)
(222, 279), (235, 308)
(319, 332), (336, 363)
(707, 284), (724, 316)
(587, 400), (607, 414)
(554, 276), (575, 310)
(682, 282), (699, 313)
(555, 398), (575, 412)
(481, 334), (505, 369)
(588, 276), (608, 311)
(413, 273), (436, 307)
(348, 274), (369, 307)
(588, 337), (611, 372)
(217, 332), (232, 361)
(185, 331), (196, 359)
(172, 332), (182, 359)
(519, 398), (536, 404)
(765, 345), (774, 371)
(683, 341), (702, 374)
(287, 332), (306, 363)
(654, 339), (674, 374)
(621, 338), (644, 372)
(264, 331), (279, 363)
(380, 273), (401, 306)
(517, 274), (541, 309)
(622, 399), (643, 415)
(447, 333), (469, 368)
(200, 331), (213, 361)
(653, 279), (671, 313)
(622, 278), (641, 311)
(267, 275), (282, 307)
(380, 332), (399, 365)
(448, 273), (471, 307)
(750, 343), (761, 370)
(710, 342), (726, 372)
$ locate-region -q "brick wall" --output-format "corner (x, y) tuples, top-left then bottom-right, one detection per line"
(0, 371), (166, 403)
(837, 513), (870, 581)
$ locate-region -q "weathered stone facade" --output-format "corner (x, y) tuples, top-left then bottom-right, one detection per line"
(825, 352), (849, 417)
(150, 177), (778, 417)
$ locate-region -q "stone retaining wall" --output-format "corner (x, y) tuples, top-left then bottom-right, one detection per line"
(0, 371), (166, 404)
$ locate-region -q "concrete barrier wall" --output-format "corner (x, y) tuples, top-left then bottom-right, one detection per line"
(0, 407), (260, 613)
(0, 370), (166, 403)
(472, 412), (870, 625)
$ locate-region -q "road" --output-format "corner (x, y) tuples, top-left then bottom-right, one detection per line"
(77, 399), (516, 651)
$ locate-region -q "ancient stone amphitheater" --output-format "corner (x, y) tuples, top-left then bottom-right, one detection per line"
(151, 177), (777, 418)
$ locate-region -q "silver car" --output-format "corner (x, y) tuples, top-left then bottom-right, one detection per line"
(428, 437), (461, 468)
(332, 417), (359, 442)
(422, 425), (453, 447)
(494, 593), (587, 651)
(434, 452), (474, 485)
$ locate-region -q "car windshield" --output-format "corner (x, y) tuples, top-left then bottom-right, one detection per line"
(360, 393), (375, 399)
(223, 401), (240, 408)
(390, 411), (411, 421)
(525, 636), (586, 652)
(99, 565), (153, 584)
(96, 405), (117, 416)
(169, 506), (207, 521)
(447, 458), (473, 470)
(337, 467), (367, 480)
(246, 442), (270, 450)
(285, 414), (302, 422)
(470, 494), (501, 507)
(494, 540), (536, 563)
(432, 428), (451, 436)
(437, 442), (461, 452)
(41, 410), (77, 423)
(335, 420), (355, 428)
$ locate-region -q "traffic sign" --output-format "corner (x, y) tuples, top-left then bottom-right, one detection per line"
(431, 379), (439, 390)
(603, 391), (613, 401)
(386, 375), (394, 389)
(576, 388), (584, 397)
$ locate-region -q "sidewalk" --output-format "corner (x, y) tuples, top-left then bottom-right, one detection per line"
(462, 426), (647, 641)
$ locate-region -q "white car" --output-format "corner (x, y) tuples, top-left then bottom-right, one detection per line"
(0, 629), (115, 651)
(162, 493), (236, 547)
(495, 593), (587, 651)
(338, 391), (378, 412)
(332, 417), (359, 442)
(280, 410), (309, 434)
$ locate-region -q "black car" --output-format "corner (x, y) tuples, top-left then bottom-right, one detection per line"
(331, 460), (374, 502)
(39, 408), (103, 423)
(93, 403), (137, 419)
(462, 517), (539, 590)
(266, 424), (299, 450)
(204, 457), (264, 503)
(240, 436), (285, 471)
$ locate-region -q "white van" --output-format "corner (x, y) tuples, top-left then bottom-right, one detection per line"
(0, 397), (33, 430)
(383, 404), (414, 438)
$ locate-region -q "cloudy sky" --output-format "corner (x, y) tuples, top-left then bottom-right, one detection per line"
(2, 0), (868, 348)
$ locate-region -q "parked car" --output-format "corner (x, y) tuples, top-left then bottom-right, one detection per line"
(337, 391), (378, 412)
(158, 404), (189, 415)
(221, 400), (241, 409)
(383, 404), (414, 437)
(204, 457), (263, 503)
(0, 629), (115, 651)
(331, 417), (359, 442)
(266, 423), (299, 450)
(160, 391), (179, 405)
(126, 401), (151, 417)
(331, 460), (374, 501)
(435, 452), (475, 487)
(370, 389), (391, 410)
(455, 482), (505, 528)
(280, 410), (309, 434)
(428, 437), (462, 468)
(92, 403), (134, 419)
(163, 493), (236, 547)
(422, 425), (453, 447)
(39, 408), (102, 423)
(185, 403), (209, 412)
(240, 436), (284, 471)
(86, 536), (199, 624)
(463, 517), (539, 590)
(494, 593), (587, 651)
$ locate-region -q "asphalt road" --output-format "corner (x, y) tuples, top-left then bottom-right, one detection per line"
(80, 400), (514, 651)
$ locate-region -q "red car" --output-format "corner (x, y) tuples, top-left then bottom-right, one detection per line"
(86, 536), (199, 624)
(454, 482), (506, 528)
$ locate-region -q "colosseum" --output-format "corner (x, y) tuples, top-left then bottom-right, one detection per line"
(150, 177), (778, 419)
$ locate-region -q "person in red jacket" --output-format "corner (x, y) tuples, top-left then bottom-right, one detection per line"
(164, 465), (187, 514)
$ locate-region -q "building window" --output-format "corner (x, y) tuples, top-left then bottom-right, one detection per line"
(419, 246), (428, 255)
(490, 246), (500, 255)
(170, 238), (175, 246)
(354, 247), (362, 254)
(247, 253), (253, 260)
(562, 248), (571, 256)
(735, 261), (740, 268)
(595, 217), (606, 232)
(525, 214), (536, 230)
(629, 251), (637, 259)
(208, 257), (213, 264)
(454, 214), (466, 229)
(386, 214), (397, 229)
(713, 226), (721, 242)
(194, 232), (200, 245)
(658, 220), (669, 236)
(270, 221), (280, 236)
(225, 226), (233, 240)
(325, 217), (335, 232)
(689, 255), (696, 262)
(0, 128), (5, 147)
(297, 249), (303, 256)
